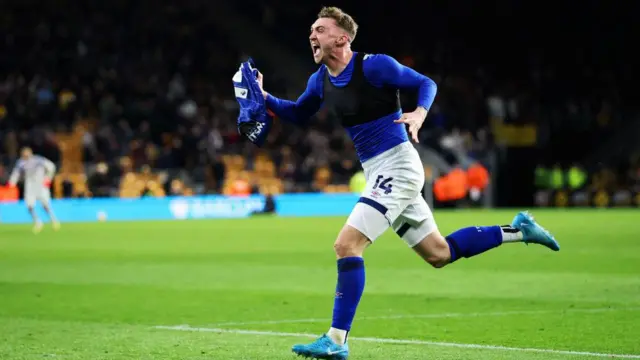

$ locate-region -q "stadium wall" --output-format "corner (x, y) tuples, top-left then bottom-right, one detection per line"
(0, 194), (361, 223)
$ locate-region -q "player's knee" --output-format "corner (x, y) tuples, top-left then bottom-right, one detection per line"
(333, 241), (350, 258)
(333, 238), (364, 258)
(334, 226), (370, 258)
(428, 255), (449, 268)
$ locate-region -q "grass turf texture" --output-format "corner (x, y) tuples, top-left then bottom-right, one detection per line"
(1, 209), (639, 359)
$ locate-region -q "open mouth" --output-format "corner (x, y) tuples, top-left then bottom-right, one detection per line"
(311, 44), (320, 56)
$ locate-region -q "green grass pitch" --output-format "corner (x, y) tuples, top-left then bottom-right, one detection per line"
(1, 209), (639, 359)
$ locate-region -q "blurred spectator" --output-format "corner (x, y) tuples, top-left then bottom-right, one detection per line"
(0, 0), (636, 203)
(88, 162), (111, 198)
(168, 179), (186, 196)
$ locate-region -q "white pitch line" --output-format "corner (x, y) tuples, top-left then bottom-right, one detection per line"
(154, 325), (640, 359)
(208, 306), (640, 327)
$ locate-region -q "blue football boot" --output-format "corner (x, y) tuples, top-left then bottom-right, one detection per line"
(511, 211), (560, 251)
(292, 334), (349, 359)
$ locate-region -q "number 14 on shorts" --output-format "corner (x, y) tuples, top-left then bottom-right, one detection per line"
(373, 175), (393, 194)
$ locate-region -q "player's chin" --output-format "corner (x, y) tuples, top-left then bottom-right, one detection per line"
(312, 55), (322, 64)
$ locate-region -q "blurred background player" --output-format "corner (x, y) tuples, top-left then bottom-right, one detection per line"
(8, 147), (61, 233)
(256, 6), (560, 359)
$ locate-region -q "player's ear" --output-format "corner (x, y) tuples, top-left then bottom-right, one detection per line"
(336, 34), (348, 47)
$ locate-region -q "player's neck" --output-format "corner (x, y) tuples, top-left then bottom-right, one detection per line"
(325, 49), (354, 77)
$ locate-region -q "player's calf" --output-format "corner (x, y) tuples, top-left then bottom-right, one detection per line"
(26, 206), (43, 233)
(27, 205), (40, 223)
(412, 225), (515, 266)
(317, 224), (371, 347)
(41, 203), (60, 230)
(411, 230), (451, 268)
(409, 212), (560, 268)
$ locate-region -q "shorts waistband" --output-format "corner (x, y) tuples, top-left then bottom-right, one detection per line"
(361, 142), (415, 169)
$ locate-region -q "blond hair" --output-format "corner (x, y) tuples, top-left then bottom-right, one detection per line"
(317, 7), (358, 43)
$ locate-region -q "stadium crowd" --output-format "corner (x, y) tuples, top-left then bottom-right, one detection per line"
(0, 1), (638, 204)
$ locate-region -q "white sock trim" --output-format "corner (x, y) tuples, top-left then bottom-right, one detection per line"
(500, 226), (523, 243)
(327, 327), (347, 345)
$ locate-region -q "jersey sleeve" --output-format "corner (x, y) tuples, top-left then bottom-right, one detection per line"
(40, 157), (57, 178)
(265, 71), (323, 125)
(8, 161), (23, 186)
(363, 54), (437, 111)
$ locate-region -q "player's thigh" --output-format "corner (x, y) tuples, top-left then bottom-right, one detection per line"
(392, 195), (438, 247)
(334, 220), (373, 258)
(347, 163), (423, 242)
(345, 200), (392, 245)
(37, 188), (51, 205)
(392, 196), (450, 266)
(24, 189), (37, 208)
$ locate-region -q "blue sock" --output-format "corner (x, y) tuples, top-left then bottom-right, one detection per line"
(331, 257), (365, 332)
(445, 226), (503, 263)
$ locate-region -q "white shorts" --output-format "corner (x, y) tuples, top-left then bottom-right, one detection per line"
(24, 186), (51, 207)
(346, 142), (438, 247)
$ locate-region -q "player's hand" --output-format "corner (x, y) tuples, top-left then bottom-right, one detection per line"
(43, 178), (51, 187)
(394, 107), (428, 143)
(256, 71), (268, 99)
